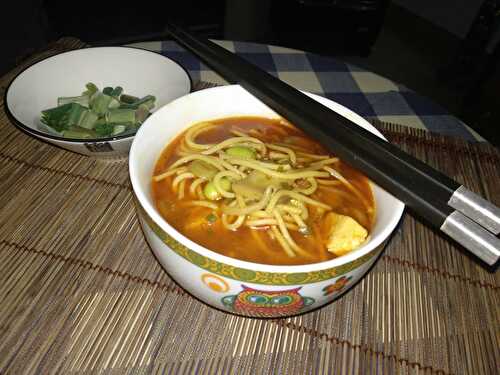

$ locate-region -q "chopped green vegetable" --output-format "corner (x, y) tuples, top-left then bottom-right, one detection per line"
(203, 182), (220, 200)
(78, 110), (99, 129)
(39, 82), (156, 139)
(232, 170), (285, 199)
(118, 95), (156, 110)
(219, 177), (232, 191)
(112, 125), (127, 135)
(106, 109), (136, 125)
(108, 97), (121, 109)
(41, 103), (87, 132)
(57, 95), (89, 107)
(62, 128), (93, 139)
(110, 86), (123, 98)
(135, 95), (156, 110)
(188, 160), (218, 179)
(94, 116), (106, 127)
(206, 213), (217, 223)
(226, 146), (256, 159)
(94, 122), (115, 137)
(90, 92), (113, 115)
(119, 94), (139, 104)
(102, 87), (114, 95)
(82, 82), (98, 96)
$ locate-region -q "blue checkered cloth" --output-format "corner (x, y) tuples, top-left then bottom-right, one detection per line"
(130, 40), (482, 141)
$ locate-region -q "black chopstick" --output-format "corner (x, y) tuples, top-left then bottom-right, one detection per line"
(164, 23), (500, 265)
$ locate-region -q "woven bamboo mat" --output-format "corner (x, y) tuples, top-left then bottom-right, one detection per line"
(0, 39), (499, 375)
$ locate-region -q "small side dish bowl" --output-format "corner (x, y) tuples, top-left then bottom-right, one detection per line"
(5, 46), (191, 157)
(129, 85), (404, 318)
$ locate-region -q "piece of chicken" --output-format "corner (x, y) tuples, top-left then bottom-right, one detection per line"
(323, 212), (368, 256)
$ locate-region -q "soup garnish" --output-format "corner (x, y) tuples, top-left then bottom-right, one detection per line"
(39, 82), (155, 139)
(152, 117), (375, 266)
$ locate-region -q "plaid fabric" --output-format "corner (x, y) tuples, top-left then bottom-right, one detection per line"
(129, 40), (482, 141)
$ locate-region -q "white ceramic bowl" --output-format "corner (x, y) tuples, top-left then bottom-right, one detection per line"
(5, 46), (192, 158)
(129, 85), (404, 318)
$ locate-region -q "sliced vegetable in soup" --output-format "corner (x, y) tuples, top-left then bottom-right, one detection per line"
(152, 116), (375, 266)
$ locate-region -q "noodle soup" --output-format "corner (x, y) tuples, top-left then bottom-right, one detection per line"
(131, 84), (404, 317)
(152, 116), (375, 266)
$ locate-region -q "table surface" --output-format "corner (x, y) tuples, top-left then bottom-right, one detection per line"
(131, 40), (484, 141)
(0, 38), (498, 375)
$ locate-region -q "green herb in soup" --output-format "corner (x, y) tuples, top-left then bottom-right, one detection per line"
(39, 82), (156, 139)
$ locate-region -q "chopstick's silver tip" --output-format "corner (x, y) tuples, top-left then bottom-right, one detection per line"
(449, 186), (500, 235)
(441, 211), (500, 265)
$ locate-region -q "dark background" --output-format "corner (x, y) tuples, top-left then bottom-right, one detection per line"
(1, 0), (499, 146)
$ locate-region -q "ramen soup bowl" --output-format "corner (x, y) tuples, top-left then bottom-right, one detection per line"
(129, 85), (404, 318)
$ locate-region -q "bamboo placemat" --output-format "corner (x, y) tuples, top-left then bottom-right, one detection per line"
(0, 39), (499, 375)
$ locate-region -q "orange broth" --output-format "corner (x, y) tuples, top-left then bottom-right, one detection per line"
(152, 116), (375, 266)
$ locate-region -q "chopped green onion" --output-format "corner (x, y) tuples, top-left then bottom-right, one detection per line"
(77, 110), (99, 129)
(219, 177), (232, 191)
(112, 124), (127, 135)
(188, 160), (218, 179)
(119, 95), (156, 110)
(206, 213), (217, 223)
(106, 109), (136, 125)
(82, 82), (98, 96)
(120, 94), (139, 104)
(62, 128), (93, 139)
(135, 95), (156, 110)
(108, 97), (121, 109)
(94, 122), (114, 137)
(102, 87), (113, 95)
(41, 103), (87, 132)
(203, 182), (220, 200)
(110, 86), (123, 98)
(57, 95), (89, 107)
(94, 117), (106, 127)
(40, 83), (155, 139)
(226, 146), (256, 159)
(90, 92), (113, 115)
